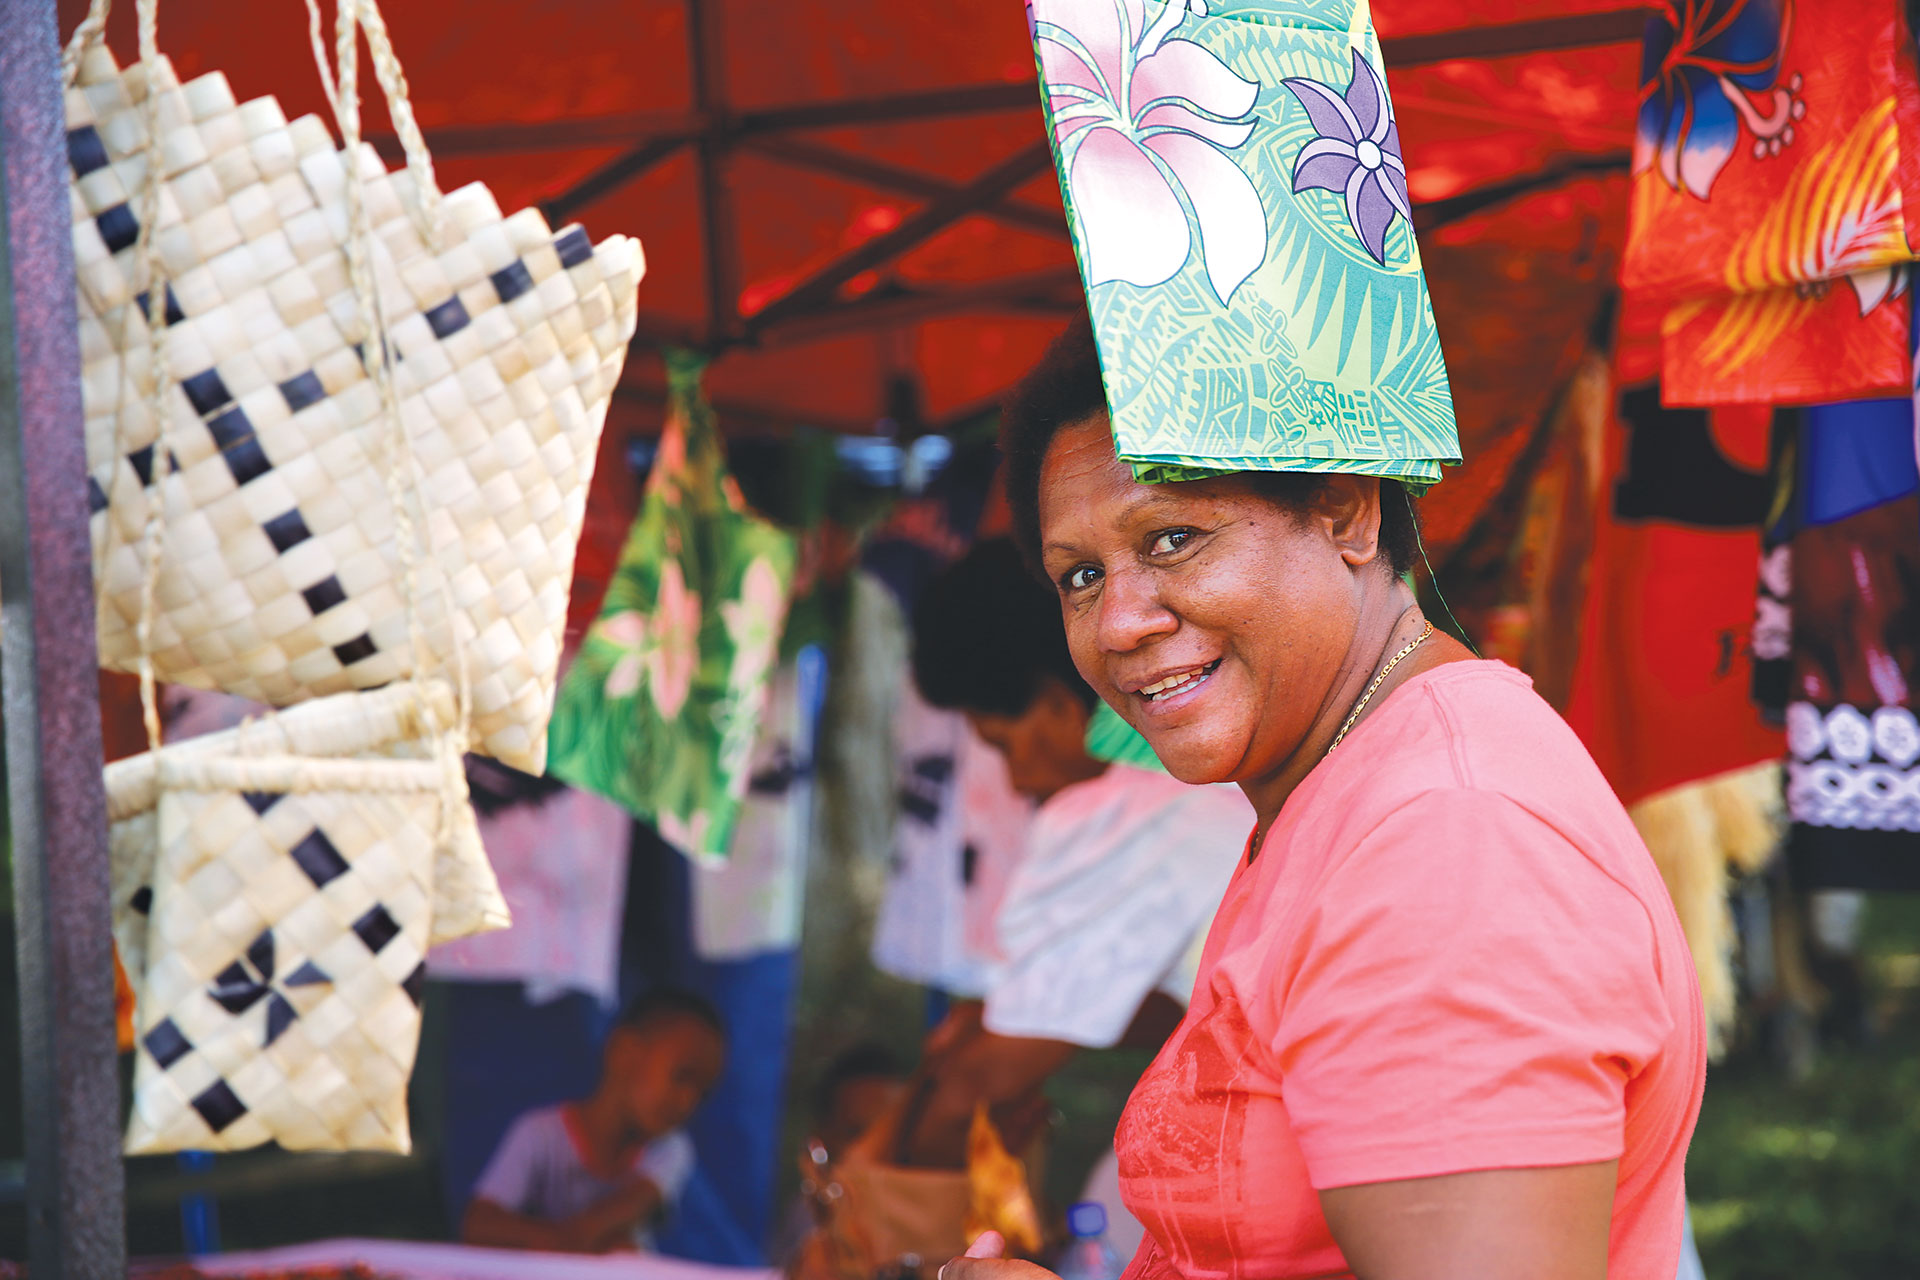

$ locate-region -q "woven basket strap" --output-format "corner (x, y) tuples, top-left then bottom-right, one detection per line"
(332, 0), (437, 745)
(327, 0), (475, 845)
(156, 754), (443, 795)
(105, 682), (460, 820)
(127, 0), (176, 756)
(61, 0), (110, 87)
(65, 0), (442, 240)
(302, 0), (442, 246)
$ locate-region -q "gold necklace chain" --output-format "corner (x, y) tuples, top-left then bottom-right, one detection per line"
(1327, 621), (1435, 753)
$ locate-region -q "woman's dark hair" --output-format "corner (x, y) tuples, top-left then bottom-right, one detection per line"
(1001, 319), (1422, 579)
(910, 537), (1097, 717)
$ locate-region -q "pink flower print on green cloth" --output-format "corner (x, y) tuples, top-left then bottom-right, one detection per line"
(546, 351), (797, 861)
(1030, 0), (1461, 490)
(601, 612), (649, 699)
(646, 559), (702, 722)
(1034, 0), (1267, 303)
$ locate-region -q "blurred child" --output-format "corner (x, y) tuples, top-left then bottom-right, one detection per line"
(810, 1042), (908, 1162)
(461, 988), (727, 1254)
(775, 1043), (910, 1264)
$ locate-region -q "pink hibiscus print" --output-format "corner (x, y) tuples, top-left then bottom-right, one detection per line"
(1283, 50), (1411, 265)
(1032, 0), (1267, 304)
(601, 611), (650, 698)
(645, 559), (702, 722)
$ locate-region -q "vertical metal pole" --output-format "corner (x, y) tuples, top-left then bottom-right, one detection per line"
(0, 1), (128, 1276)
(686, 0), (740, 348)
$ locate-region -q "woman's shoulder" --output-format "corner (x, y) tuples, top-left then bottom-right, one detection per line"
(1297, 660), (1657, 886)
(1337, 659), (1617, 808)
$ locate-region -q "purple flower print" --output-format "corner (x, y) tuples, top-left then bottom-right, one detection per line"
(1033, 0), (1268, 304)
(1282, 49), (1410, 265)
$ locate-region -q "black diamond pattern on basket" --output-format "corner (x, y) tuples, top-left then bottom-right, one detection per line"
(204, 405), (274, 486)
(182, 367), (233, 417)
(301, 575), (347, 616)
(424, 295), (469, 339)
(554, 226), (593, 269)
(87, 476), (109, 515)
(127, 443), (156, 486)
(191, 1079), (247, 1133)
(333, 633), (378, 666)
(206, 928), (332, 1048)
(289, 827), (349, 887)
(352, 904), (401, 955)
(132, 285), (185, 327)
(67, 124), (109, 176)
(208, 929), (277, 1016)
(403, 961), (427, 1007)
(278, 370), (326, 413)
(262, 509), (312, 553)
(143, 1016), (192, 1070)
(221, 435), (272, 487)
(96, 202), (138, 254)
(206, 405), (254, 451)
(491, 261), (533, 303)
(129, 885), (153, 914)
(241, 790), (282, 816)
(285, 961), (329, 987)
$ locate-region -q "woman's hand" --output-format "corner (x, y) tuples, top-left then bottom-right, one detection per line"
(939, 1230), (1061, 1280)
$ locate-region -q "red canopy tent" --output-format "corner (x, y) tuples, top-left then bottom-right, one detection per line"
(61, 1), (1647, 434)
(60, 0), (1665, 745)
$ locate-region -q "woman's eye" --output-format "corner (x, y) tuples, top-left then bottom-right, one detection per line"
(1064, 565), (1102, 591)
(1149, 529), (1194, 556)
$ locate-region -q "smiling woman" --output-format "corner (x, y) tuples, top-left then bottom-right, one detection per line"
(936, 317), (1710, 1280)
(970, 1), (1708, 1272)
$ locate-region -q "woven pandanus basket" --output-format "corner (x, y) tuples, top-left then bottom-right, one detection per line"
(104, 681), (506, 987)
(68, 39), (642, 771)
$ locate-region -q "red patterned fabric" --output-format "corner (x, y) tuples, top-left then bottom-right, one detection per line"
(1564, 384), (1784, 805)
(1658, 278), (1912, 406)
(1622, 0), (1920, 406)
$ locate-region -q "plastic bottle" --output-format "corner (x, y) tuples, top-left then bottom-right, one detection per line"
(1054, 1201), (1123, 1280)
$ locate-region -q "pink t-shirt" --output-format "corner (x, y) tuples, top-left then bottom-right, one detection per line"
(1115, 661), (1704, 1280)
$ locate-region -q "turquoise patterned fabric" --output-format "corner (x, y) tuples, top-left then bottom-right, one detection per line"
(1029, 0), (1461, 487)
(1087, 699), (1168, 772)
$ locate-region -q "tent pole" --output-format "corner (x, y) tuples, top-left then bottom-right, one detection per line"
(687, 0), (741, 349)
(542, 136), (687, 225)
(0, 1), (127, 1276)
(745, 139), (1055, 336)
(745, 137), (1071, 241)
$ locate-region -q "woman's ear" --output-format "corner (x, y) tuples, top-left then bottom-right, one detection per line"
(1312, 476), (1384, 570)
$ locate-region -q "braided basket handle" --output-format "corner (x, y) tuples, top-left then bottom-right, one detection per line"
(63, 0), (444, 244)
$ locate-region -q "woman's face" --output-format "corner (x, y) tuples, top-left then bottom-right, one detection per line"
(1036, 418), (1377, 787)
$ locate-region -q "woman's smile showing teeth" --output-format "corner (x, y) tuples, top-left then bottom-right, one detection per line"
(1139, 660), (1222, 703)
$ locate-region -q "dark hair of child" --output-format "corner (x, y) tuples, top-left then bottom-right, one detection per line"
(811, 1042), (903, 1121)
(909, 537), (1099, 719)
(999, 318), (1422, 581)
(616, 986), (727, 1040)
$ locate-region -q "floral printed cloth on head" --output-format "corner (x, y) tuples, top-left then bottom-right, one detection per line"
(545, 352), (798, 861)
(1028, 0), (1460, 488)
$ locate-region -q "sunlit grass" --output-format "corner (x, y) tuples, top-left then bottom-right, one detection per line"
(1686, 894), (1920, 1279)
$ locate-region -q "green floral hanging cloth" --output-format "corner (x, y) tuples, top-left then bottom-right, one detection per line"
(546, 351), (798, 860)
(1029, 0), (1461, 488)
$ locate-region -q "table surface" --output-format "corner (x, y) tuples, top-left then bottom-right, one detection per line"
(189, 1238), (782, 1280)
